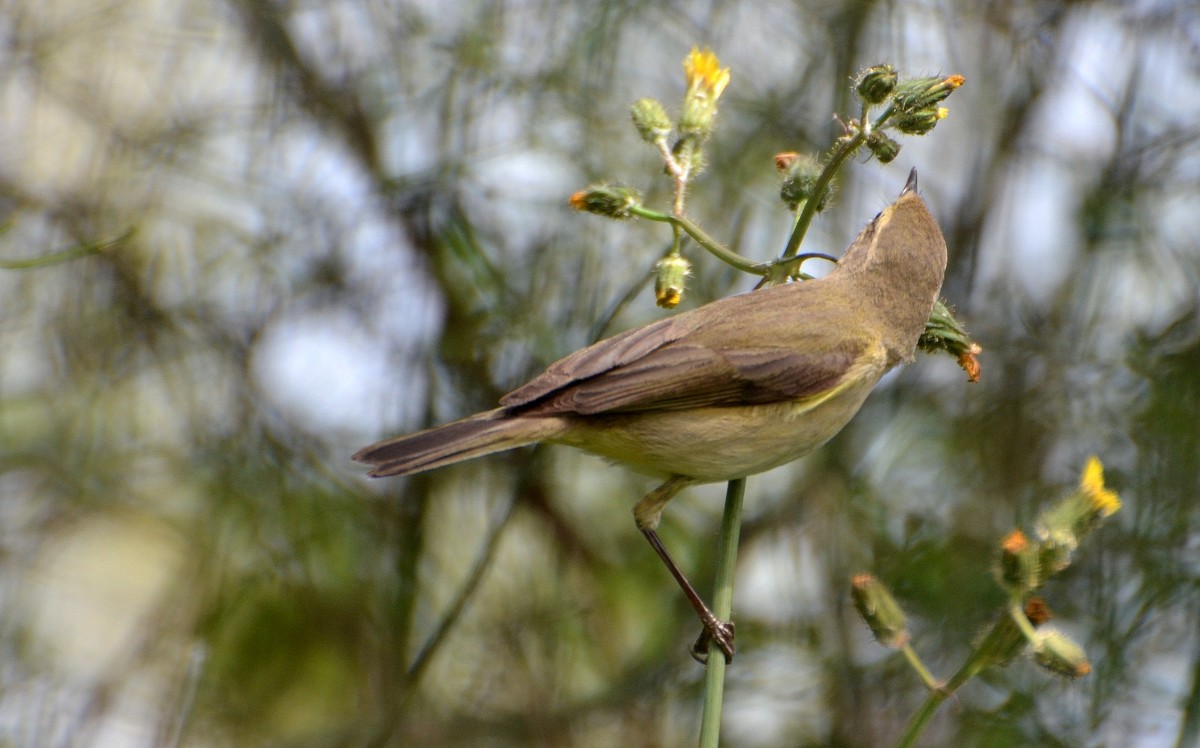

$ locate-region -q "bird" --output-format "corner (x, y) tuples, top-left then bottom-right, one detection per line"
(354, 168), (948, 662)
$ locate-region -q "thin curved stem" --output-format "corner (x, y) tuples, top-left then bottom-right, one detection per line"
(780, 134), (864, 259)
(895, 608), (1016, 748)
(629, 205), (770, 275)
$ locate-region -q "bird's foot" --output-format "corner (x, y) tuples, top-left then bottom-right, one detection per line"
(689, 619), (735, 664)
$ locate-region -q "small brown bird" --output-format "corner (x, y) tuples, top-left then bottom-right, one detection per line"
(354, 168), (948, 662)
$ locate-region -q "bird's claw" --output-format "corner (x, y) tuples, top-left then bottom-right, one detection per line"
(689, 619), (735, 664)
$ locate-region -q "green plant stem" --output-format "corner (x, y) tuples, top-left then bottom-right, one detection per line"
(895, 613), (1012, 748)
(698, 477), (746, 748)
(779, 102), (903, 262)
(901, 642), (941, 691)
(780, 133), (864, 260)
(1009, 601), (1038, 640)
(629, 205), (769, 275)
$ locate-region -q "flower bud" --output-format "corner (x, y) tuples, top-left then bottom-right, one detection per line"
(779, 153), (830, 211)
(851, 574), (909, 648)
(866, 132), (901, 163)
(630, 98), (672, 143)
(1033, 628), (1091, 678)
(654, 255), (691, 308)
(892, 109), (940, 135)
(891, 74), (965, 113)
(1037, 529), (1077, 578)
(568, 185), (641, 219)
(998, 529), (1043, 593)
(856, 64), (897, 105)
(679, 98), (714, 138)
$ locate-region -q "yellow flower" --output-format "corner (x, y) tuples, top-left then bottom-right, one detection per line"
(1079, 455), (1121, 517)
(683, 47), (730, 103)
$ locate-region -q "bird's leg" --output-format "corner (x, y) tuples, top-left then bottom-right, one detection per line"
(634, 476), (736, 664)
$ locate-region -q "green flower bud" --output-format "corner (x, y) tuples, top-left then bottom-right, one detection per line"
(866, 132), (901, 163)
(998, 529), (1043, 593)
(1033, 628), (1091, 678)
(654, 254), (691, 308)
(851, 574), (909, 648)
(568, 185), (641, 219)
(856, 64), (898, 105)
(779, 153), (830, 211)
(1037, 527), (1077, 576)
(630, 98), (672, 143)
(891, 74), (965, 113)
(679, 97), (715, 138)
(892, 109), (941, 135)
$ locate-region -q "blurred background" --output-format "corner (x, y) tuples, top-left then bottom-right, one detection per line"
(1, 0), (1197, 746)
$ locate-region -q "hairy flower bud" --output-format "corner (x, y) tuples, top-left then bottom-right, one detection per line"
(851, 574), (909, 648)
(779, 153), (830, 211)
(866, 132), (901, 163)
(569, 185), (641, 219)
(891, 74), (965, 113)
(630, 98), (672, 143)
(1033, 628), (1092, 678)
(998, 529), (1043, 593)
(892, 109), (941, 135)
(856, 64), (898, 105)
(654, 254), (691, 308)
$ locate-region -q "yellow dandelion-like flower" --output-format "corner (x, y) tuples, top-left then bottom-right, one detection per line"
(683, 47), (730, 103)
(1079, 455), (1121, 517)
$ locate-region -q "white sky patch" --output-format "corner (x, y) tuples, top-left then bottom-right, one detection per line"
(253, 310), (407, 435)
(1007, 163), (1079, 303)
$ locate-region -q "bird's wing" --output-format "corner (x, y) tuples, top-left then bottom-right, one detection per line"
(501, 284), (874, 416)
(500, 314), (685, 408)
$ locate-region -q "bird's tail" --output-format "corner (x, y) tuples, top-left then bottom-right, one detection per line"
(352, 410), (567, 477)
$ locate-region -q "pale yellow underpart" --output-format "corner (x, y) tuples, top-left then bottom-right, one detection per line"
(554, 341), (890, 484)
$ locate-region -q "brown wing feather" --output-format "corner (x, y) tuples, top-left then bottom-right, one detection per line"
(523, 343), (736, 414)
(500, 315), (688, 407)
(529, 343), (864, 414)
(501, 280), (871, 416)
